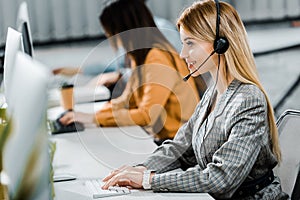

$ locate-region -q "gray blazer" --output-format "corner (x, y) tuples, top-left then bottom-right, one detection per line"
(142, 79), (288, 199)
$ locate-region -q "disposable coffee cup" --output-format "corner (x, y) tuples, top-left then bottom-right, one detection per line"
(60, 84), (74, 110)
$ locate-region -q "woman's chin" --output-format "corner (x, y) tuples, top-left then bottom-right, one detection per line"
(191, 74), (200, 77)
(190, 71), (202, 77)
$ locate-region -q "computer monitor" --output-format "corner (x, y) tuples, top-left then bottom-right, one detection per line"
(19, 21), (33, 57)
(2, 27), (24, 104)
(3, 52), (51, 199)
(16, 1), (34, 57)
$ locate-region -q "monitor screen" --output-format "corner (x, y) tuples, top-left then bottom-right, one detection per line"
(20, 21), (33, 57)
(16, 2), (34, 57)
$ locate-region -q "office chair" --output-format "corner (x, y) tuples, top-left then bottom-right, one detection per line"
(291, 169), (300, 200)
(274, 109), (300, 199)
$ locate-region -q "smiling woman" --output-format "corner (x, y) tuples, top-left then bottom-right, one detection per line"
(100, 1), (289, 199)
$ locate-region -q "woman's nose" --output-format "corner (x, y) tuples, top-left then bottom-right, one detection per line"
(180, 47), (188, 59)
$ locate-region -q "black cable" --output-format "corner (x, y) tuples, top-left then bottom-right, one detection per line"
(202, 54), (220, 166)
(215, 0), (220, 39)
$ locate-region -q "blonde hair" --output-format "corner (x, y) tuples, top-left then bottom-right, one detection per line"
(177, 0), (281, 161)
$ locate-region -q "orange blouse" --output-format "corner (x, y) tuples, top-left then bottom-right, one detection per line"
(95, 48), (199, 140)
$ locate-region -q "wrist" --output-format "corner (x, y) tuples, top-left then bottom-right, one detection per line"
(114, 71), (122, 78)
(142, 170), (155, 190)
(118, 67), (127, 76)
(92, 115), (98, 125)
(149, 172), (155, 185)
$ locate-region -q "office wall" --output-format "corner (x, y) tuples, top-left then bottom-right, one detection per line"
(0, 0), (103, 46)
(231, 0), (300, 21)
(1, 0), (300, 46)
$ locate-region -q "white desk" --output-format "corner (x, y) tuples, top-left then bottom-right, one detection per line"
(50, 103), (213, 200)
(47, 101), (106, 121)
(52, 126), (157, 178)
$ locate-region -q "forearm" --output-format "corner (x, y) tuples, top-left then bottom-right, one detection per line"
(150, 165), (230, 194)
(141, 150), (182, 173)
(96, 107), (151, 127)
(140, 105), (201, 173)
(141, 122), (197, 173)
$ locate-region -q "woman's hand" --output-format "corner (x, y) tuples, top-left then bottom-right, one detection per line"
(59, 111), (95, 125)
(52, 67), (81, 76)
(102, 165), (147, 189)
(87, 71), (121, 87)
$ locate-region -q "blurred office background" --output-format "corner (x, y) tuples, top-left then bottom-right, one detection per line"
(0, 0), (300, 117)
(1, 0), (300, 45)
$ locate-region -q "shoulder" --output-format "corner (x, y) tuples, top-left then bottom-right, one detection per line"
(143, 48), (192, 85)
(220, 82), (270, 138)
(235, 83), (266, 106)
(225, 79), (266, 104)
(144, 48), (178, 70)
(145, 48), (185, 68)
(216, 80), (268, 118)
(226, 81), (267, 115)
(145, 48), (170, 62)
(238, 83), (265, 99)
(140, 49), (176, 80)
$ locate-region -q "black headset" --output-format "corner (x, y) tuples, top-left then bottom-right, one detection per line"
(213, 0), (229, 54)
(201, 0), (229, 165)
(183, 0), (229, 81)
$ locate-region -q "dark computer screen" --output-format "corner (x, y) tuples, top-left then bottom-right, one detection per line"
(21, 21), (33, 57)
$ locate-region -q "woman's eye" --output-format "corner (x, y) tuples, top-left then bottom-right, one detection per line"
(186, 41), (193, 46)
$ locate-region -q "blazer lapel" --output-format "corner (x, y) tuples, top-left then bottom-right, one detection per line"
(202, 79), (242, 140)
(193, 87), (215, 137)
(214, 79), (242, 117)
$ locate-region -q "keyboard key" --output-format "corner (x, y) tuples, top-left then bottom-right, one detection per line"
(85, 179), (130, 199)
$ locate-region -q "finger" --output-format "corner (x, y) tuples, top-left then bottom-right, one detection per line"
(58, 112), (68, 123)
(104, 172), (143, 189)
(103, 165), (137, 182)
(102, 172), (116, 182)
(52, 69), (62, 75)
(102, 168), (121, 182)
(59, 112), (75, 125)
(58, 114), (68, 124)
(66, 118), (75, 125)
(102, 174), (122, 189)
(110, 165), (128, 176)
(102, 175), (111, 182)
(102, 165), (130, 182)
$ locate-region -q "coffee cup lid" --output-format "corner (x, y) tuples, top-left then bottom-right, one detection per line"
(61, 83), (74, 89)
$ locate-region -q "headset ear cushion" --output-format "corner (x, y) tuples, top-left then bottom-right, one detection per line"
(214, 37), (229, 54)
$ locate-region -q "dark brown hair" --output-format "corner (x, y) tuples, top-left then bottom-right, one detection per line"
(99, 0), (175, 66)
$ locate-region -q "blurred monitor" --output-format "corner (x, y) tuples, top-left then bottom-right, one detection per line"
(2, 27), (24, 104)
(3, 52), (51, 199)
(19, 21), (33, 57)
(16, 1), (34, 57)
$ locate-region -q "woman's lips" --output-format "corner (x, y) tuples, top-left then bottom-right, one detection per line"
(188, 63), (195, 70)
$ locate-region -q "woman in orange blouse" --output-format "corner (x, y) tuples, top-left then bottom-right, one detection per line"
(59, 0), (203, 144)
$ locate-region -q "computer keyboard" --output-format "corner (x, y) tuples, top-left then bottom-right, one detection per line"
(48, 119), (85, 134)
(85, 179), (130, 199)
